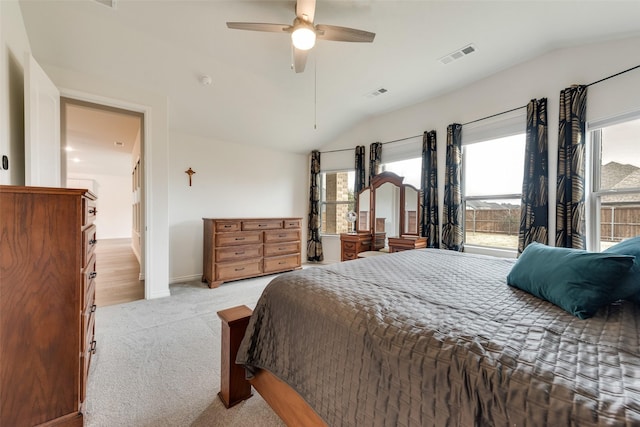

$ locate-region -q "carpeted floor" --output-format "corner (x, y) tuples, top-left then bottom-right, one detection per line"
(84, 275), (286, 427)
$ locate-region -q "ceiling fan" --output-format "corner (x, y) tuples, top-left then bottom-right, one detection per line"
(227, 0), (375, 73)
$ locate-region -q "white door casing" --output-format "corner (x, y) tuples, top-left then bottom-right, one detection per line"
(24, 53), (60, 187)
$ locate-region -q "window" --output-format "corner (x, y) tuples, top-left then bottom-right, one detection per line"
(463, 134), (526, 250)
(588, 115), (640, 251)
(381, 157), (422, 188)
(320, 171), (355, 234)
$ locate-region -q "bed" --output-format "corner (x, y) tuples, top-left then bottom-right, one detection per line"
(232, 249), (640, 426)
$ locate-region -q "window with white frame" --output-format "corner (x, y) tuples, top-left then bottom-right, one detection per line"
(320, 170), (355, 234)
(462, 110), (526, 251)
(587, 114), (640, 251)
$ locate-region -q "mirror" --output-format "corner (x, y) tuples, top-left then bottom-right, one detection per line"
(404, 186), (419, 235)
(357, 188), (370, 232)
(375, 182), (400, 241)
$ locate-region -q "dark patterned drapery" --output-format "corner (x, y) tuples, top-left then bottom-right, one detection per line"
(442, 124), (463, 251)
(307, 150), (324, 261)
(369, 142), (382, 185)
(556, 85), (587, 249)
(518, 98), (549, 254)
(420, 130), (439, 248)
(354, 145), (366, 195)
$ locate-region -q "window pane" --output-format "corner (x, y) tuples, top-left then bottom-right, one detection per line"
(320, 171), (355, 234)
(465, 199), (521, 250)
(600, 118), (640, 191)
(381, 157), (422, 188)
(599, 193), (640, 250)
(464, 134), (525, 197)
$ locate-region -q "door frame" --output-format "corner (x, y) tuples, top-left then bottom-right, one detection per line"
(59, 89), (151, 298)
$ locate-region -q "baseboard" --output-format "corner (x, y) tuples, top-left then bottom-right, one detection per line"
(169, 273), (203, 285)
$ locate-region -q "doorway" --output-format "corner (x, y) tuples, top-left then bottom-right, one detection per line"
(61, 97), (145, 306)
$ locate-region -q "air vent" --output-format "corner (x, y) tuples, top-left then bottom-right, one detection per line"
(364, 88), (389, 99)
(93, 0), (116, 9)
(114, 141), (125, 148)
(438, 44), (476, 65)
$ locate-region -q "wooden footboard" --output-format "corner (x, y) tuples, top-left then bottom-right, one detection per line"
(217, 305), (327, 427)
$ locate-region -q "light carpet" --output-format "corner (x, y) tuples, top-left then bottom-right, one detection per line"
(84, 275), (286, 427)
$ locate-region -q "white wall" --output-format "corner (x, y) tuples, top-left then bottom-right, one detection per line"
(168, 131), (308, 282)
(69, 172), (132, 239)
(319, 36), (640, 261)
(0, 0), (30, 185)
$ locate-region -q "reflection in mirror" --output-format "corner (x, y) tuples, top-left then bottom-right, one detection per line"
(404, 186), (419, 235)
(358, 189), (370, 232)
(375, 182), (400, 241)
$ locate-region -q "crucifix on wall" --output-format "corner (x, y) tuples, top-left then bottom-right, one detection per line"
(185, 167), (196, 186)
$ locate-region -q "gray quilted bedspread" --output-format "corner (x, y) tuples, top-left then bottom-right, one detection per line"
(236, 249), (640, 426)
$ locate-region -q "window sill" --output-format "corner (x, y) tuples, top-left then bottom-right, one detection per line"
(464, 244), (518, 259)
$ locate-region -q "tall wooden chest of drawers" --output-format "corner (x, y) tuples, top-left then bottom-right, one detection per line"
(0, 186), (97, 427)
(202, 218), (302, 288)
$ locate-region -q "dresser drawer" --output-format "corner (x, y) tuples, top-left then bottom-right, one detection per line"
(343, 251), (358, 260)
(215, 220), (241, 233)
(215, 244), (262, 262)
(82, 224), (97, 266)
(82, 254), (97, 311)
(264, 254), (301, 273)
(82, 298), (96, 353)
(343, 241), (357, 251)
(264, 229), (300, 243)
(82, 198), (97, 227)
(283, 219), (301, 229)
(216, 231), (262, 247)
(264, 241), (300, 257)
(242, 219), (283, 231)
(216, 260), (262, 281)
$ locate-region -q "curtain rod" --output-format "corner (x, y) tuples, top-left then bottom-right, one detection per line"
(586, 64), (640, 87)
(461, 104), (527, 127)
(320, 133), (423, 153)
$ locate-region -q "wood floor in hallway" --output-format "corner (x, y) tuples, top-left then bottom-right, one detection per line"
(95, 238), (144, 307)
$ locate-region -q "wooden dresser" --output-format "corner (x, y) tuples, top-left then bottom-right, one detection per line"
(388, 236), (428, 253)
(0, 185), (97, 427)
(340, 232), (386, 261)
(202, 218), (302, 288)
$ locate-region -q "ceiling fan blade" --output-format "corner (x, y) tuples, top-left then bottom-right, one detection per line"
(295, 0), (316, 23)
(226, 22), (292, 33)
(293, 47), (308, 73)
(315, 24), (375, 43)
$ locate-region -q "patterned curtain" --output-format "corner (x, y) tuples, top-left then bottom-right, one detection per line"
(369, 142), (382, 185)
(556, 85), (587, 249)
(307, 150), (324, 261)
(518, 98), (549, 254)
(442, 124), (463, 251)
(354, 145), (366, 194)
(420, 130), (439, 248)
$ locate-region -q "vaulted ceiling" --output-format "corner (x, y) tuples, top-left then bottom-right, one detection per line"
(19, 1), (640, 154)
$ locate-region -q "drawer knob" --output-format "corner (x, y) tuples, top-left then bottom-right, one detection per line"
(89, 271), (97, 279)
(90, 340), (97, 354)
(278, 261), (286, 265)
(235, 251), (245, 255)
(89, 239), (98, 246)
(259, 224), (266, 227)
(88, 208), (97, 214)
(235, 237), (245, 241)
(224, 225), (231, 228)
(91, 304), (97, 313)
(235, 267), (245, 272)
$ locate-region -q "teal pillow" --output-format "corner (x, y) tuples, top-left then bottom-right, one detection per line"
(604, 236), (640, 304)
(507, 242), (634, 319)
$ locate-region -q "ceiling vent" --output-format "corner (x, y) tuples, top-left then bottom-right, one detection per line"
(93, 0), (116, 9)
(365, 88), (388, 99)
(438, 44), (476, 65)
(114, 141), (125, 148)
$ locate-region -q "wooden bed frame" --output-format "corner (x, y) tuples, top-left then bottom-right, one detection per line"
(217, 306), (327, 427)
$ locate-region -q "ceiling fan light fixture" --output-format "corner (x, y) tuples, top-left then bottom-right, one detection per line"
(291, 24), (316, 50)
